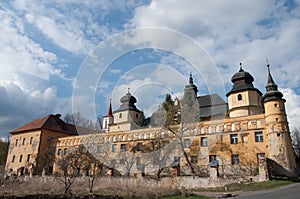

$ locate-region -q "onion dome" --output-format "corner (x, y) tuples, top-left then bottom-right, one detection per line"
(113, 88), (140, 113)
(226, 63), (262, 96)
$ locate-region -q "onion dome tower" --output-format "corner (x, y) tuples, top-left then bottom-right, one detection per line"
(262, 63), (296, 176)
(102, 99), (114, 133)
(226, 63), (263, 118)
(113, 89), (141, 131)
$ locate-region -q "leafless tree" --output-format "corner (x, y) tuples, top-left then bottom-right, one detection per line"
(64, 112), (101, 131)
(291, 127), (300, 158)
(55, 145), (94, 193)
(148, 136), (176, 180)
(117, 146), (136, 176)
(160, 91), (198, 175)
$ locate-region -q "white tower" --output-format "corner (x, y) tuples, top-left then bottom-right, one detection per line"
(102, 99), (114, 133)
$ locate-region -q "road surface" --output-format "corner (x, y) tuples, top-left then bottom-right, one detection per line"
(236, 183), (300, 199)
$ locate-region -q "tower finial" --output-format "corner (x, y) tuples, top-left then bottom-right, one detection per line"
(239, 62), (243, 72)
(189, 72), (193, 84)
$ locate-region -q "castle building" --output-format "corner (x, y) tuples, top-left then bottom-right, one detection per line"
(5, 63), (297, 177)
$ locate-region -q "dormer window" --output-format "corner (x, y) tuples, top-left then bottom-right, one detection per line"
(237, 94), (242, 101)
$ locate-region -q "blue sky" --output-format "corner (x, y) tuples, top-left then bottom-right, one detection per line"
(1, 0), (300, 136)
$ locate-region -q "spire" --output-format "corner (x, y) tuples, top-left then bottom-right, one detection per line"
(262, 63), (283, 102)
(189, 72), (194, 84)
(105, 99), (113, 117)
(185, 72), (198, 94)
(267, 63), (275, 86)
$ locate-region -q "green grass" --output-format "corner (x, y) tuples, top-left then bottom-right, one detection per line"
(194, 179), (296, 192)
(162, 195), (212, 199)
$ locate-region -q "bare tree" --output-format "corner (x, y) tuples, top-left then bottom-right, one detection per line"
(63, 112), (101, 131)
(148, 136), (176, 180)
(117, 146), (136, 176)
(55, 145), (93, 193)
(160, 92), (198, 175)
(291, 127), (300, 158)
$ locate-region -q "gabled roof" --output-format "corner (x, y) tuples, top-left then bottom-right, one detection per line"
(11, 114), (78, 135)
(197, 94), (228, 118)
(197, 94), (227, 108)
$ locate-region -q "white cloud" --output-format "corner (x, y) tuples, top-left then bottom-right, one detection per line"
(282, 88), (300, 130)
(127, 0), (300, 128)
(0, 7), (72, 134)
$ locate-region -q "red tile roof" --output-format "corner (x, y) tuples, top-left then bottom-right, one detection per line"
(11, 114), (78, 135)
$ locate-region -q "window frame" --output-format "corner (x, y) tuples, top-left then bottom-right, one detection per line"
(209, 155), (217, 163)
(137, 142), (142, 151)
(27, 154), (30, 162)
(191, 156), (198, 164)
(231, 154), (239, 165)
(230, 134), (238, 144)
(255, 131), (264, 142)
(201, 137), (208, 147)
(237, 94), (242, 101)
(120, 144), (127, 152)
(183, 138), (191, 148)
(112, 144), (117, 152)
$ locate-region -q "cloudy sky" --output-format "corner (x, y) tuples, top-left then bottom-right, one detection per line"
(1, 0), (300, 137)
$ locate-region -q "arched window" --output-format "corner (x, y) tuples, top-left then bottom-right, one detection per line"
(237, 94), (242, 101)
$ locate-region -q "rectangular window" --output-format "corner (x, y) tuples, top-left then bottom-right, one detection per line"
(136, 157), (141, 166)
(257, 153), (266, 164)
(112, 144), (117, 152)
(209, 155), (217, 163)
(64, 148), (67, 155)
(12, 155), (15, 163)
(191, 156), (198, 164)
(120, 144), (127, 152)
(201, 137), (208, 147)
(174, 156), (180, 162)
(97, 145), (102, 153)
(57, 149), (62, 156)
(27, 154), (30, 162)
(30, 137), (33, 145)
(15, 139), (18, 146)
(22, 138), (26, 145)
(120, 159), (126, 165)
(87, 145), (92, 153)
(255, 131), (264, 142)
(19, 155), (23, 162)
(231, 154), (239, 165)
(137, 142), (142, 151)
(183, 138), (190, 148)
(230, 134), (238, 144)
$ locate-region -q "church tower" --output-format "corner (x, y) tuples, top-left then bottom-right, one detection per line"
(112, 89), (142, 131)
(226, 63), (264, 118)
(102, 99), (114, 133)
(262, 63), (296, 176)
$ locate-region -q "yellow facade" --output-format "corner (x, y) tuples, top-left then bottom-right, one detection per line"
(5, 65), (297, 177)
